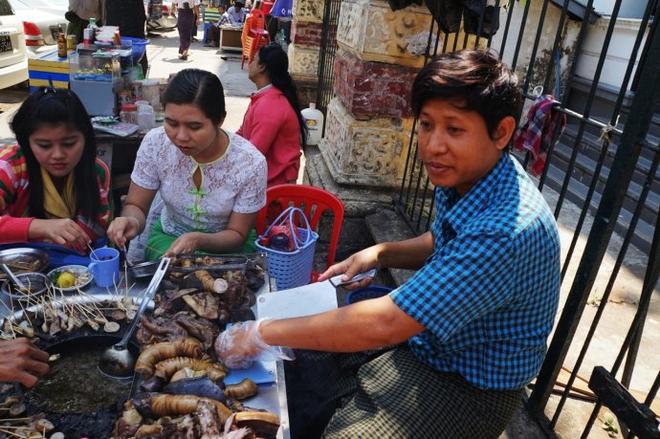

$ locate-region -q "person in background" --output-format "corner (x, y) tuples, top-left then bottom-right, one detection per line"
(107, 69), (266, 260)
(204, 5), (229, 47)
(0, 339), (49, 388)
(173, 0), (201, 60)
(0, 88), (112, 250)
(104, 0), (148, 75)
(215, 50), (561, 438)
(65, 0), (103, 44)
(226, 1), (246, 25)
(238, 43), (306, 186)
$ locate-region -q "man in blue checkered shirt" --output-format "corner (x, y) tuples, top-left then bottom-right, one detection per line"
(216, 50), (561, 438)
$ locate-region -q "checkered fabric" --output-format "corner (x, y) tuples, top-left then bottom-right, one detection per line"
(322, 347), (523, 439)
(391, 153), (561, 390)
(513, 95), (567, 176)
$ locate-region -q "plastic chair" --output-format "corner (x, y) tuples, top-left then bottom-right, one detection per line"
(241, 9), (270, 69)
(256, 184), (345, 273)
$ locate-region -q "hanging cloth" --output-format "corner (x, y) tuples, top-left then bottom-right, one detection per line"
(41, 167), (77, 219)
(513, 95), (567, 176)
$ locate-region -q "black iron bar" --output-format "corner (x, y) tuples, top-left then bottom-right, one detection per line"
(511, 1), (532, 72)
(452, 27), (460, 52)
(486, 0), (501, 49)
(558, 0), (655, 281)
(536, 110), (568, 193)
(424, 190), (437, 231)
(551, 153), (659, 427)
(442, 31), (449, 53)
(529, 14), (660, 415)
(474, 0), (488, 48)
(542, 0), (571, 93)
(415, 175), (432, 232)
(398, 118), (418, 208)
(552, 0), (623, 219)
(499, 0), (516, 58)
(625, 371), (660, 439)
(521, 0), (551, 96)
(580, 208), (660, 439)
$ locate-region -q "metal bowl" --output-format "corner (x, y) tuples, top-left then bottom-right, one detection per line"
(0, 248), (49, 279)
(0, 272), (51, 303)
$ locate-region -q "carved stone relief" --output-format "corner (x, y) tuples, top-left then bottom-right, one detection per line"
(337, 0), (432, 67)
(293, 0), (325, 23)
(319, 98), (413, 188)
(288, 44), (319, 79)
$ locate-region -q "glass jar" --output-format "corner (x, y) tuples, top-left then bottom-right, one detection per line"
(119, 103), (138, 125)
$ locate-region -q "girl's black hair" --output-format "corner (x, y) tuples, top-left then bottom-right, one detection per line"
(10, 88), (100, 221)
(162, 69), (227, 124)
(257, 43), (307, 146)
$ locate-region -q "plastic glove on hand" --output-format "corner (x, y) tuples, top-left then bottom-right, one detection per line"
(214, 319), (295, 369)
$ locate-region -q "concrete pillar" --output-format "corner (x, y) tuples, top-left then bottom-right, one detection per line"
(288, 0), (325, 106)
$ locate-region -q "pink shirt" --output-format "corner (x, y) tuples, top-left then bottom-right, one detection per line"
(237, 86), (302, 186)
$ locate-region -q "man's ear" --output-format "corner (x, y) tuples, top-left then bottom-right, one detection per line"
(493, 116), (517, 151)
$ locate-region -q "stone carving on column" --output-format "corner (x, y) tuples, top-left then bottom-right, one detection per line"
(338, 0), (432, 67)
(320, 98), (413, 188)
(288, 44), (320, 81)
(293, 0), (325, 23)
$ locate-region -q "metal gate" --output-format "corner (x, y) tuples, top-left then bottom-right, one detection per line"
(391, 0), (659, 437)
(316, 0), (342, 128)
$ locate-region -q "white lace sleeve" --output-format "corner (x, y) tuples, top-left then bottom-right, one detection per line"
(233, 155), (267, 214)
(130, 129), (162, 191)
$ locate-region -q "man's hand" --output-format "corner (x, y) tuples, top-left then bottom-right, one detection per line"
(0, 338), (49, 388)
(165, 232), (202, 256)
(107, 217), (141, 249)
(214, 320), (294, 369)
(317, 245), (382, 289)
(29, 218), (90, 249)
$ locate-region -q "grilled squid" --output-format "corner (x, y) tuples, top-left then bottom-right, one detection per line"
(135, 338), (204, 377)
(154, 357), (227, 382)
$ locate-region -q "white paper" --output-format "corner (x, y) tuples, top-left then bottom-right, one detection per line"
(256, 281), (338, 320)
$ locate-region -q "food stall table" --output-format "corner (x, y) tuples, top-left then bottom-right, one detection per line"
(220, 25), (243, 52)
(0, 265), (291, 439)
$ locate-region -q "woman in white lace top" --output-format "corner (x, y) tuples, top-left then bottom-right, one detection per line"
(107, 69), (267, 260)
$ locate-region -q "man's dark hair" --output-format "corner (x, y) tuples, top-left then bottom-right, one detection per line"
(411, 50), (523, 139)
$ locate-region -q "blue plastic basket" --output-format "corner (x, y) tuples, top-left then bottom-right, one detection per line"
(121, 37), (150, 63)
(256, 207), (318, 290)
(345, 286), (393, 305)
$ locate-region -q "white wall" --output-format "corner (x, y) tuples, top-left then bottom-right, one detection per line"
(591, 0), (647, 18)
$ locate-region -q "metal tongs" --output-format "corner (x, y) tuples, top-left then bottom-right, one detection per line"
(99, 257), (171, 379)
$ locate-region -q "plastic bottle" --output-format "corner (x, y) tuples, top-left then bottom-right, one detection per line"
(119, 103), (138, 124)
(137, 103), (156, 132)
(301, 102), (324, 146)
(84, 18), (98, 46)
(57, 29), (67, 58)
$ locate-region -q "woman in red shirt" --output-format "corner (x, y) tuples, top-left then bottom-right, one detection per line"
(238, 43), (307, 186)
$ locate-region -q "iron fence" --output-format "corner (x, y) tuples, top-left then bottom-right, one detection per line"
(316, 0), (342, 133)
(389, 0), (660, 437)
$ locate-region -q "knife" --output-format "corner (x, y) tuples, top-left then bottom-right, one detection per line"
(328, 268), (377, 287)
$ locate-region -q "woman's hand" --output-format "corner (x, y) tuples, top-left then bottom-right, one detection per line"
(107, 217), (141, 249)
(214, 320), (294, 369)
(0, 338), (49, 388)
(28, 218), (90, 249)
(317, 245), (383, 290)
(165, 232), (202, 256)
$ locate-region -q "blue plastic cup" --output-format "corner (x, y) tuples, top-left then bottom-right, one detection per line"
(88, 247), (120, 288)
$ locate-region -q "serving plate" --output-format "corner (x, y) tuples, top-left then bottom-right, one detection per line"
(0, 248), (49, 278)
(47, 265), (94, 291)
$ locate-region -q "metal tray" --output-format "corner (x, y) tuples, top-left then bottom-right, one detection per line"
(0, 248), (49, 278)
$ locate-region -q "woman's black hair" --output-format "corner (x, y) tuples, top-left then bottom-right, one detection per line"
(257, 43), (307, 146)
(162, 68), (227, 124)
(10, 88), (100, 221)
